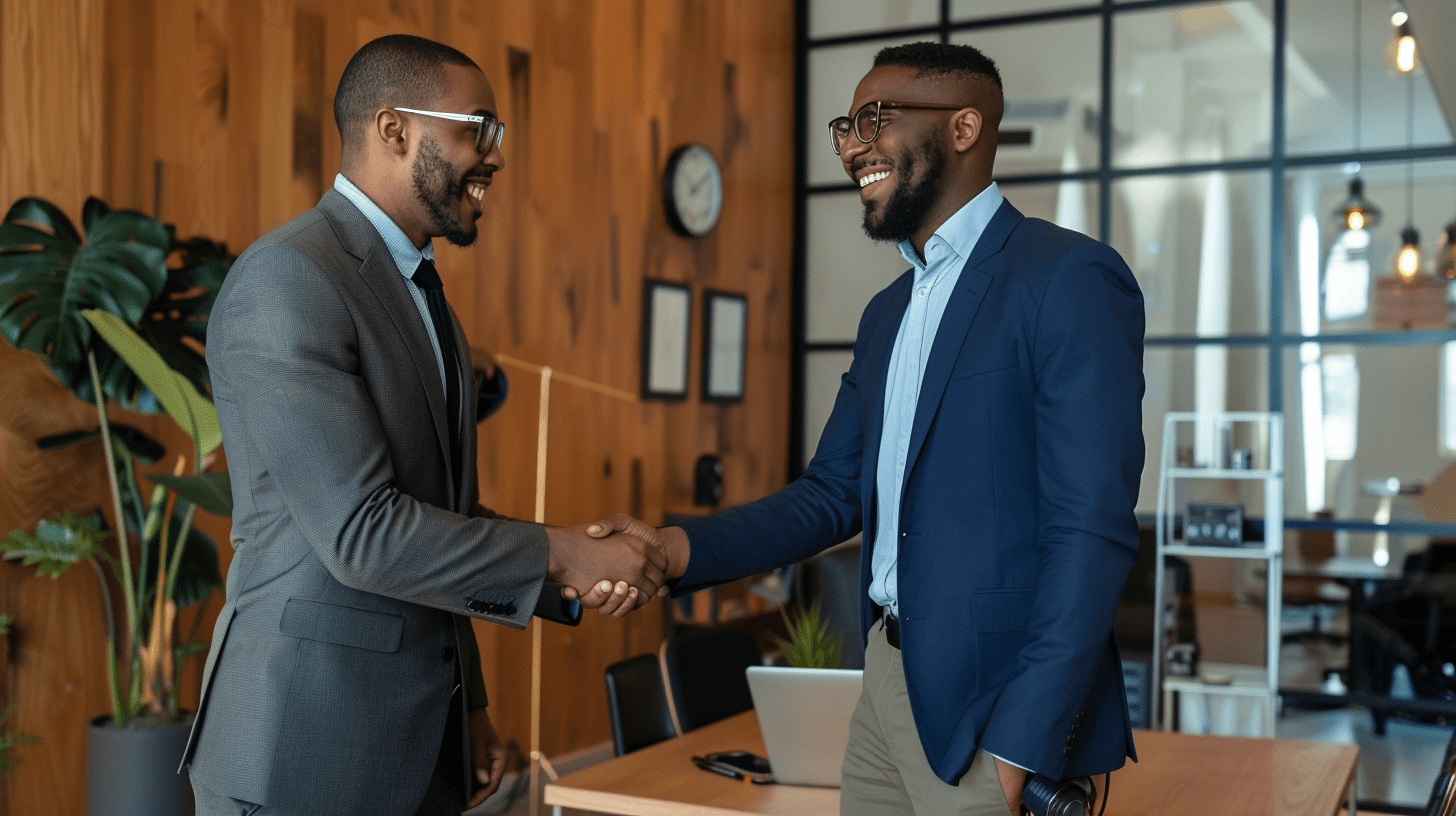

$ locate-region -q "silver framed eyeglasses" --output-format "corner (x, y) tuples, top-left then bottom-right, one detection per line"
(827, 100), (968, 155)
(395, 107), (505, 152)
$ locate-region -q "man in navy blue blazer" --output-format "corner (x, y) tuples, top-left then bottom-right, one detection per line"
(590, 41), (1145, 815)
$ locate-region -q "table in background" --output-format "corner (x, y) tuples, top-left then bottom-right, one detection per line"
(544, 711), (1358, 816)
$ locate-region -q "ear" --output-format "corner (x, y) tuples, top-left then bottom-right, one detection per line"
(374, 108), (410, 156)
(950, 107), (983, 154)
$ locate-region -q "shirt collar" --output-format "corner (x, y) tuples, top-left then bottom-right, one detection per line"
(332, 174), (435, 279)
(896, 182), (1004, 276)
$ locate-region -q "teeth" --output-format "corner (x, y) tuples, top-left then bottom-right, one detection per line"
(859, 170), (890, 188)
(465, 182), (485, 201)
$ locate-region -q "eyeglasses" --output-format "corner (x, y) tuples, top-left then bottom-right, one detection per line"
(827, 100), (968, 155)
(395, 107), (505, 153)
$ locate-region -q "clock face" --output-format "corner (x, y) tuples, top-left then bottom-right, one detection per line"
(665, 144), (723, 237)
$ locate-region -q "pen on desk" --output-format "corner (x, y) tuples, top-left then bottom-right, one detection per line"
(691, 755), (747, 782)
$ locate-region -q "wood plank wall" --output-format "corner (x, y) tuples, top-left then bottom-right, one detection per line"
(0, 1), (796, 813)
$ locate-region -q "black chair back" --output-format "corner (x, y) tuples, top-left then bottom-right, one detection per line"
(662, 627), (762, 732)
(604, 653), (678, 756)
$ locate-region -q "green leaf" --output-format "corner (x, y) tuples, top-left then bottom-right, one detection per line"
(0, 197), (229, 414)
(0, 511), (108, 579)
(148, 473), (232, 517)
(774, 601), (842, 669)
(81, 309), (221, 454)
(4, 197), (81, 244)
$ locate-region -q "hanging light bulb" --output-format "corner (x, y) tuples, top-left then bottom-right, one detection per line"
(1396, 226), (1421, 282)
(1335, 176), (1382, 232)
(1391, 11), (1417, 73)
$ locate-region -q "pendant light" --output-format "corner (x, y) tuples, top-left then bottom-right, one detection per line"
(1392, 10), (1417, 74)
(1394, 59), (1420, 283)
(1336, 0), (1381, 232)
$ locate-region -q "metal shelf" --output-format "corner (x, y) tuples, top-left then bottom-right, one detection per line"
(1154, 412), (1283, 738)
(1163, 544), (1276, 559)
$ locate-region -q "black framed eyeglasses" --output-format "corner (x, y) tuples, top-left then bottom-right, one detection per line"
(395, 107), (505, 153)
(827, 100), (968, 155)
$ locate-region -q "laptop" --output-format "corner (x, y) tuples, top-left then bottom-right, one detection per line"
(746, 665), (863, 787)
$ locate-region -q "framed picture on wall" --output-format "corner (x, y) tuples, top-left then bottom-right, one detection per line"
(641, 279), (692, 399)
(702, 290), (746, 402)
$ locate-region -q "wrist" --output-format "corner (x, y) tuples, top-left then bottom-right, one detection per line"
(661, 526), (690, 579)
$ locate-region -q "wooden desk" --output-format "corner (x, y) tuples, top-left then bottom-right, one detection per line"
(544, 712), (1358, 816)
(544, 711), (835, 816)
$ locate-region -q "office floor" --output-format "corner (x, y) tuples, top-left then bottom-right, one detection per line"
(475, 601), (1451, 816)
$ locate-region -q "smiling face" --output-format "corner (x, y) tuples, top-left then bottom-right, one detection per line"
(404, 63), (504, 247)
(841, 65), (959, 244)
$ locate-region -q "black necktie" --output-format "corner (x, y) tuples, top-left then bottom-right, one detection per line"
(412, 258), (462, 482)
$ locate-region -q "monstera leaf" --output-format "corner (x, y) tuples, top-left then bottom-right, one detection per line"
(0, 197), (229, 413)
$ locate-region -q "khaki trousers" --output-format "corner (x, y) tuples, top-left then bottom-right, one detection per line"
(840, 622), (1012, 816)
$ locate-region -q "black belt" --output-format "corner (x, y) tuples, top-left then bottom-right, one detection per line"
(879, 607), (900, 650)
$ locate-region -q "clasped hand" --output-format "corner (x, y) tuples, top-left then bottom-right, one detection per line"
(545, 514), (668, 617)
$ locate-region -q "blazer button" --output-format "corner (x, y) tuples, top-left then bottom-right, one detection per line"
(441, 647), (455, 663)
(467, 600), (487, 614)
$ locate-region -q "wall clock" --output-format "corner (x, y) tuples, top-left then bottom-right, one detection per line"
(662, 143), (723, 237)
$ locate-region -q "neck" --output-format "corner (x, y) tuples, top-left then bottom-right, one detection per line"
(344, 168), (432, 249)
(908, 177), (991, 257)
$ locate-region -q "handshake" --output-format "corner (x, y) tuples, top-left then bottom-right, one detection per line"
(543, 514), (690, 617)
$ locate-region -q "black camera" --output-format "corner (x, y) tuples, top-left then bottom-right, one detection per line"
(1021, 774), (1095, 816)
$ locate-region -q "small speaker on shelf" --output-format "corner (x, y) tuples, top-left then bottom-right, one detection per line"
(1186, 503), (1244, 546)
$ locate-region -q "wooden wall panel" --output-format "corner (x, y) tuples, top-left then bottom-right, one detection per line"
(0, 0), (794, 812)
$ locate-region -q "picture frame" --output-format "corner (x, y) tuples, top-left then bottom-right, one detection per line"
(701, 290), (747, 402)
(641, 279), (692, 399)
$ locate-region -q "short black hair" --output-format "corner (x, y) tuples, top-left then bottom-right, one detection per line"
(333, 34), (480, 155)
(872, 41), (1002, 89)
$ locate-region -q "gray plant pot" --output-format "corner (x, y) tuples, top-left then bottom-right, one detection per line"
(86, 714), (195, 816)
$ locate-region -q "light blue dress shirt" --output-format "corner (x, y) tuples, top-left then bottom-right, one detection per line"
(332, 174), (448, 388)
(869, 182), (1004, 618)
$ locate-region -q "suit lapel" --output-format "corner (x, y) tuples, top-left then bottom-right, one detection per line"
(902, 200), (1022, 479)
(317, 192), (458, 498)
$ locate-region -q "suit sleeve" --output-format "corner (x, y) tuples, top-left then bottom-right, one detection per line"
(209, 244), (548, 628)
(978, 242), (1145, 777)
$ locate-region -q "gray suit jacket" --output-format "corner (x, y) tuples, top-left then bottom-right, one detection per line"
(183, 190), (549, 815)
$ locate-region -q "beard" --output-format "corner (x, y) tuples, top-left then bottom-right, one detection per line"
(861, 135), (946, 243)
(411, 131), (477, 247)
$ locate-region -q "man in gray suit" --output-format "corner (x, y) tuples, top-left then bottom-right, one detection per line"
(184, 35), (663, 816)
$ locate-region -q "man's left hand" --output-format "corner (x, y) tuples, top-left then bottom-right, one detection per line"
(994, 757), (1028, 816)
(467, 707), (508, 808)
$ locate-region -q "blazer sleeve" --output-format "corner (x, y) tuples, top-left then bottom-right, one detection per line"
(209, 244), (548, 628)
(978, 242), (1145, 776)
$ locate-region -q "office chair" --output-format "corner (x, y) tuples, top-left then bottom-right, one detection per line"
(604, 654), (678, 756)
(660, 626), (762, 732)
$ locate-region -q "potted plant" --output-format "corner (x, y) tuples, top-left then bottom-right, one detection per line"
(0, 196), (232, 816)
(775, 601), (843, 669)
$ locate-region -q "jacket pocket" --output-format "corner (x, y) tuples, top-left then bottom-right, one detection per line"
(279, 597), (404, 653)
(949, 340), (1019, 382)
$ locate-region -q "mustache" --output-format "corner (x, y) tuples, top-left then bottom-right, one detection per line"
(852, 158), (893, 174)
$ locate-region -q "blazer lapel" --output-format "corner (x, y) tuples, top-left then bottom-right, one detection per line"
(317, 192), (458, 495)
(902, 200), (1022, 478)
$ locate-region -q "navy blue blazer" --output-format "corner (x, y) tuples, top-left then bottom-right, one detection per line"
(676, 200), (1145, 784)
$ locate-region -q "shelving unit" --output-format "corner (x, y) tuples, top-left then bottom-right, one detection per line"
(1153, 411), (1283, 737)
